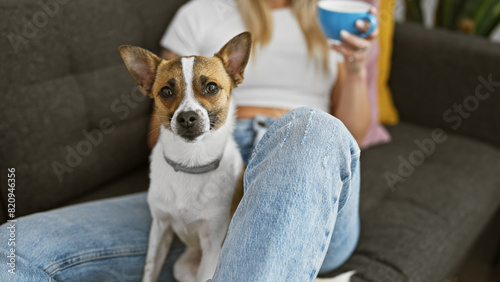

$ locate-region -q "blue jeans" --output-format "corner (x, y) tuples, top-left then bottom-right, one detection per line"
(0, 107), (360, 282)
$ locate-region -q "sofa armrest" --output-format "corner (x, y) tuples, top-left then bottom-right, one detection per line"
(389, 22), (500, 149)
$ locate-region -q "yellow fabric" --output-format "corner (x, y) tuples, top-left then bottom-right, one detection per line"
(377, 0), (399, 125)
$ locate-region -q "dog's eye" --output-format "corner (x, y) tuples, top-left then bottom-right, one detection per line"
(159, 86), (174, 100)
(204, 82), (219, 96)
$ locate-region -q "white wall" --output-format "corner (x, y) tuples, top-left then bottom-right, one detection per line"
(395, 0), (500, 42)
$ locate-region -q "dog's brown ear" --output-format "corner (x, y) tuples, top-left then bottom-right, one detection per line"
(215, 32), (252, 86)
(118, 45), (162, 97)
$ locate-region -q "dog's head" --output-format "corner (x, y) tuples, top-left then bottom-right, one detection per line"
(119, 32), (252, 142)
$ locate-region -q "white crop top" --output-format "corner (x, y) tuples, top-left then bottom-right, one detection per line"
(160, 0), (343, 112)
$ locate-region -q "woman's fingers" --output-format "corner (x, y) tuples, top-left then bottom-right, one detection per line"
(330, 44), (347, 56)
(329, 6), (378, 72)
(331, 31), (371, 68)
(330, 5), (379, 64)
(340, 30), (371, 51)
(367, 7), (379, 39)
(354, 19), (379, 40)
(331, 44), (363, 61)
(355, 20), (370, 33)
(354, 7), (379, 39)
(330, 38), (362, 58)
(366, 27), (379, 40)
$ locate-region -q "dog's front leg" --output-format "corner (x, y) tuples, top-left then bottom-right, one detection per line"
(142, 218), (174, 282)
(196, 221), (228, 282)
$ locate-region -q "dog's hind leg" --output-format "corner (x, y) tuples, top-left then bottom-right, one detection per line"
(142, 219), (173, 282)
(173, 247), (201, 282)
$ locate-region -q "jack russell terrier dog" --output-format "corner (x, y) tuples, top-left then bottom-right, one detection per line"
(119, 32), (250, 282)
(119, 32), (356, 282)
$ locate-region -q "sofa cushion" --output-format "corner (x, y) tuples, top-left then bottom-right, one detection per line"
(328, 122), (500, 281)
(0, 0), (186, 220)
(390, 23), (500, 149)
(66, 166), (149, 207)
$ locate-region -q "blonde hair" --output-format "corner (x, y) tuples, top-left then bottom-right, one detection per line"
(237, 0), (330, 72)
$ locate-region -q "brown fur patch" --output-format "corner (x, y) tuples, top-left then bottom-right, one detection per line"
(215, 32), (252, 86)
(150, 55), (235, 132)
(192, 57), (235, 130)
(118, 45), (162, 98)
(151, 58), (186, 130)
(119, 32), (252, 134)
(230, 166), (245, 218)
(120, 32), (252, 133)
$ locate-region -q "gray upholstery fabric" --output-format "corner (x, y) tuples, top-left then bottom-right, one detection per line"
(329, 122), (500, 281)
(1, 1), (500, 281)
(65, 166), (149, 206)
(0, 0), (186, 218)
(389, 23), (500, 149)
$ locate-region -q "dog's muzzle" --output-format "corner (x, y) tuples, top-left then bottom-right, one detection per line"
(176, 111), (204, 141)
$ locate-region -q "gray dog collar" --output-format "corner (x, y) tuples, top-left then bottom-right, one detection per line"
(163, 154), (221, 174)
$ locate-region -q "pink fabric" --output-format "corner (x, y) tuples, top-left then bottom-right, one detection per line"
(360, 0), (391, 149)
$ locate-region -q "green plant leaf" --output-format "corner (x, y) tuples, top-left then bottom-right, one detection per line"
(436, 0), (464, 29)
(405, 0), (423, 23)
(474, 0), (500, 36)
(455, 0), (486, 34)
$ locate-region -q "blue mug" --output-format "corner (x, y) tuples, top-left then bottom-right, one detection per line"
(318, 0), (378, 42)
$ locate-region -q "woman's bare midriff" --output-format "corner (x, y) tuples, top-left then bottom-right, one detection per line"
(236, 106), (290, 119)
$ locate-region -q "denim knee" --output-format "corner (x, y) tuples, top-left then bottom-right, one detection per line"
(244, 107), (360, 218)
(292, 107), (357, 149)
(250, 107), (359, 165)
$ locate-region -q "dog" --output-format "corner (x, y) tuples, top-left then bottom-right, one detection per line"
(118, 32), (251, 282)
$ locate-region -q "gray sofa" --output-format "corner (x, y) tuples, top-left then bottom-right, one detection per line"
(1, 0), (499, 281)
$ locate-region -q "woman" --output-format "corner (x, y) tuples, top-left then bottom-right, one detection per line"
(146, 0), (376, 279)
(0, 0), (376, 281)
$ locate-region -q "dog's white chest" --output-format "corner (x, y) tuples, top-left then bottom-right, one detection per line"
(147, 138), (241, 248)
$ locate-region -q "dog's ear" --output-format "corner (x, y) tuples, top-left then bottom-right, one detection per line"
(215, 32), (252, 86)
(118, 45), (162, 98)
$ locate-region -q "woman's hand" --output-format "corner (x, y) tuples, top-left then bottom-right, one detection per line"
(330, 7), (379, 74)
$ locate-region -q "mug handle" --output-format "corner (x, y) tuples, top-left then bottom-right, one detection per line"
(357, 13), (378, 38)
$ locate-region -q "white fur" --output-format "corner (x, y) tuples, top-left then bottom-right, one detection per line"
(170, 57), (210, 142)
(142, 58), (243, 282)
(315, 271), (356, 282)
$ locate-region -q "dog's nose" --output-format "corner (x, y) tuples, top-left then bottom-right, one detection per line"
(177, 111), (199, 128)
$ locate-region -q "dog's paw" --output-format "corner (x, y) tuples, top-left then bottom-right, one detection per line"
(173, 263), (197, 282)
(173, 248), (201, 282)
(315, 270), (356, 282)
